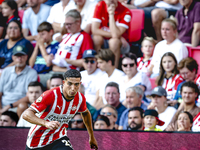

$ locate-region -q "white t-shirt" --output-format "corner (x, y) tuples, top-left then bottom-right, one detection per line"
(81, 68), (105, 105)
(151, 39), (188, 75)
(155, 1), (182, 10)
(98, 69), (125, 104)
(22, 4), (51, 36)
(156, 106), (177, 130)
(17, 113), (33, 127)
(134, 0), (150, 6)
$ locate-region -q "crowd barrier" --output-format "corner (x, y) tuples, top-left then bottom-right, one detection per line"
(0, 127), (200, 150)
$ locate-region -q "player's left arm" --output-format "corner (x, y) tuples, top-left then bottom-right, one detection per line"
(191, 22), (200, 47)
(81, 109), (98, 150)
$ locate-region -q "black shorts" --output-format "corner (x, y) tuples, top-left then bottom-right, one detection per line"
(25, 136), (73, 150)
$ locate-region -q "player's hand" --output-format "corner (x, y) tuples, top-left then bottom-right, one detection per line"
(45, 121), (60, 130)
(89, 136), (98, 150)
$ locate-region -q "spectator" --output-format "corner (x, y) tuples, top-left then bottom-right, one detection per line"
(148, 86), (177, 130)
(150, 17), (188, 77)
(0, 20), (33, 70)
(17, 81), (44, 127)
(100, 104), (118, 130)
(49, 74), (64, 89)
(119, 86), (147, 130)
(69, 113), (86, 129)
(0, 45), (37, 114)
(177, 111), (193, 131)
(81, 49), (105, 106)
(144, 109), (164, 131)
(176, 0), (200, 47)
(0, 12), (7, 39)
(22, 0), (51, 41)
(120, 53), (152, 101)
(94, 115), (110, 130)
(52, 9), (93, 72)
(92, 0), (132, 67)
(93, 82), (126, 129)
(166, 81), (200, 131)
(137, 37), (156, 76)
(0, 111), (19, 126)
(94, 49), (125, 106)
(127, 107), (144, 131)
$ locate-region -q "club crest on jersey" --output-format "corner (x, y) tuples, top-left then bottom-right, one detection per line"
(72, 106), (77, 111)
(36, 96), (42, 103)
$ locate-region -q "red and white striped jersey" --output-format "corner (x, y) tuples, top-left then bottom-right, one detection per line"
(162, 74), (184, 100)
(52, 30), (93, 70)
(137, 57), (152, 73)
(26, 86), (87, 149)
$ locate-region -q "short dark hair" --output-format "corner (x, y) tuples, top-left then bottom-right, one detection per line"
(63, 69), (82, 80)
(28, 81), (44, 92)
(96, 115), (110, 127)
(95, 49), (115, 66)
(128, 107), (144, 118)
(122, 53), (137, 64)
(105, 82), (119, 93)
(50, 74), (64, 81)
(180, 81), (199, 97)
(178, 57), (198, 74)
(37, 21), (53, 32)
(2, 111), (19, 124)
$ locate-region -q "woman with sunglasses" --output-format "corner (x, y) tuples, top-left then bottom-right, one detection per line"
(120, 53), (152, 101)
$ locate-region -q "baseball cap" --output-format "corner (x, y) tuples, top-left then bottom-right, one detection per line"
(151, 86), (167, 97)
(144, 109), (165, 126)
(12, 45), (28, 56)
(83, 49), (97, 59)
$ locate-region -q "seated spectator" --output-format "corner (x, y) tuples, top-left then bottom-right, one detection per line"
(0, 45), (37, 114)
(100, 104), (118, 130)
(17, 81), (44, 127)
(148, 86), (177, 130)
(166, 81), (200, 131)
(69, 113), (86, 129)
(119, 86), (147, 130)
(120, 53), (152, 100)
(94, 115), (110, 130)
(0, 20), (33, 70)
(92, 0), (132, 67)
(0, 111), (19, 126)
(94, 49), (124, 106)
(137, 37), (156, 76)
(144, 109), (164, 131)
(150, 17), (188, 77)
(81, 49), (105, 106)
(49, 74), (64, 89)
(127, 107), (144, 131)
(176, 0), (200, 47)
(52, 9), (93, 72)
(156, 52), (184, 100)
(0, 12), (7, 39)
(177, 111), (193, 131)
(93, 82), (126, 129)
(22, 0), (51, 41)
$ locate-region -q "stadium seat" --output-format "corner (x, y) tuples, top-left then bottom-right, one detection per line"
(128, 9), (145, 42)
(18, 9), (24, 23)
(187, 46), (200, 75)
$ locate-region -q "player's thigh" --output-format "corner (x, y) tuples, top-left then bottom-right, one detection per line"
(51, 137), (73, 150)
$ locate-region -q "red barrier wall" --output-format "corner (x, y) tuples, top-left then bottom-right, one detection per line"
(0, 128), (200, 150)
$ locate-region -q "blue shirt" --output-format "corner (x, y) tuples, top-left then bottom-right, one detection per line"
(33, 41), (59, 74)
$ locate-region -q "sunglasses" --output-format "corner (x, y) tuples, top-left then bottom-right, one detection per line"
(84, 60), (95, 64)
(70, 119), (83, 124)
(122, 63), (135, 67)
(100, 112), (113, 116)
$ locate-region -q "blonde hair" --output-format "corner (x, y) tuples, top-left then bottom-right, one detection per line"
(162, 16), (178, 30)
(141, 36), (157, 47)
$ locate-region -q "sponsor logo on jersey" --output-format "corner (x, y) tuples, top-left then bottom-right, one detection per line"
(36, 96), (42, 103)
(72, 106), (77, 111)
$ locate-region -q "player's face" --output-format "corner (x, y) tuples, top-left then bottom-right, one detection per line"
(100, 107), (117, 126)
(181, 86), (197, 105)
(177, 113), (192, 131)
(122, 58), (137, 77)
(63, 77), (81, 99)
(97, 58), (108, 72)
(125, 91), (141, 109)
(144, 115), (157, 129)
(50, 78), (63, 89)
(179, 67), (196, 82)
(105, 87), (120, 106)
(65, 17), (81, 34)
(2, 2), (15, 18)
(0, 115), (16, 127)
(162, 56), (176, 73)
(128, 110), (143, 130)
(161, 22), (177, 42)
(27, 86), (43, 103)
(71, 114), (85, 129)
(83, 58), (97, 75)
(94, 120), (109, 129)
(7, 22), (21, 40)
(141, 40), (154, 57)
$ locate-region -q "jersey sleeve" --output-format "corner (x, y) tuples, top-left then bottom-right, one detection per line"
(30, 90), (54, 113)
(78, 93), (87, 113)
(92, 1), (102, 23)
(174, 76), (184, 90)
(117, 8), (132, 29)
(80, 32), (94, 54)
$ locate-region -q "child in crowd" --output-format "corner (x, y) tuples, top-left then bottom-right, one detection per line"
(137, 37), (156, 76)
(94, 115), (110, 130)
(156, 52), (184, 101)
(144, 109), (164, 131)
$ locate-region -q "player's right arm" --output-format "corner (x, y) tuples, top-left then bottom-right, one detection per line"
(23, 107), (60, 130)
